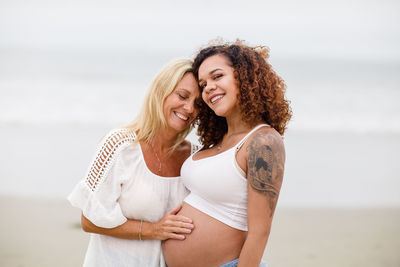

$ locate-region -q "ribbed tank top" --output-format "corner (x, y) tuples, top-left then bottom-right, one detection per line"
(181, 124), (269, 231)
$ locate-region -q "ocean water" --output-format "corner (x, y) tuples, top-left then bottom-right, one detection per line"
(1, 48), (399, 133)
(1, 48), (400, 207)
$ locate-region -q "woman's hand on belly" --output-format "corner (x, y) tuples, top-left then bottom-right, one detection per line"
(163, 203), (246, 267)
(147, 205), (194, 240)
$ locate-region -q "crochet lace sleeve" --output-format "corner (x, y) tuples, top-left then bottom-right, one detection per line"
(85, 129), (136, 192)
(68, 128), (136, 228)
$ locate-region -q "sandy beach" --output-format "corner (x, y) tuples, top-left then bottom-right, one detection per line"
(0, 196), (399, 267)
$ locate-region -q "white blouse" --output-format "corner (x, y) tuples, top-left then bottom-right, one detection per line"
(68, 128), (191, 267)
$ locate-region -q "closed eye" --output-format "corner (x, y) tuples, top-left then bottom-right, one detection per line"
(178, 93), (188, 99)
(213, 74), (223, 80)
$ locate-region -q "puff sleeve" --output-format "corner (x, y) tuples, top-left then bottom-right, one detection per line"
(68, 128), (136, 228)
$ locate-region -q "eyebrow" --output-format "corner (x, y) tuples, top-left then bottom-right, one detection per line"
(176, 88), (190, 93)
(198, 68), (223, 83)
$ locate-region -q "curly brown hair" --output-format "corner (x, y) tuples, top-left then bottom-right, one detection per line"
(193, 40), (292, 149)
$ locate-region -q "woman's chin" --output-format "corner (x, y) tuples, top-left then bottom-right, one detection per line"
(212, 110), (228, 118)
(167, 121), (189, 133)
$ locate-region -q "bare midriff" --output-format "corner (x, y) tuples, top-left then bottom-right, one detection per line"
(162, 202), (247, 267)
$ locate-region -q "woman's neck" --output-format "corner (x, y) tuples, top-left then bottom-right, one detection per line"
(225, 114), (263, 138)
(151, 126), (178, 152)
(225, 111), (249, 135)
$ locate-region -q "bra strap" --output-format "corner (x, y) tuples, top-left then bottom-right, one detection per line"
(235, 124), (269, 151)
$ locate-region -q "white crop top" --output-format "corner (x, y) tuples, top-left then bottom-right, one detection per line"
(181, 124), (269, 231)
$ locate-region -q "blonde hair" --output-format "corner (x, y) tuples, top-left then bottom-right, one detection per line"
(126, 58), (195, 151)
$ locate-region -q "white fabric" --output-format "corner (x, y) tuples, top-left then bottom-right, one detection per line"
(181, 124), (269, 231)
(68, 128), (189, 267)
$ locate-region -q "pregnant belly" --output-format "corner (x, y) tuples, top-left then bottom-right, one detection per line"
(162, 202), (246, 267)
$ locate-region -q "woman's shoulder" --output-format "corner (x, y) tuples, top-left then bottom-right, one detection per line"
(243, 126), (285, 155)
(99, 128), (137, 149)
(252, 125), (282, 139)
(103, 127), (136, 141)
(84, 128), (137, 191)
(93, 128), (137, 162)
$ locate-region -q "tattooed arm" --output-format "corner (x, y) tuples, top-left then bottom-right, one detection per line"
(238, 128), (285, 267)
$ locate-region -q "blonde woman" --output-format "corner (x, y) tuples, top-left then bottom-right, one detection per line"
(68, 58), (200, 267)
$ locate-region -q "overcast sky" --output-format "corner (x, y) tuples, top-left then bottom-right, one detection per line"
(1, 0), (399, 61)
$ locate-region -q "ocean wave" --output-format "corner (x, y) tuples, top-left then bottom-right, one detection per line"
(1, 116), (400, 134)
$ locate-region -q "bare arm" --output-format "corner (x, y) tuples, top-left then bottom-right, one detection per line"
(238, 130), (285, 267)
(81, 205), (194, 241)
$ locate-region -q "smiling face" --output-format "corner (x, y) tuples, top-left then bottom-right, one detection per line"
(198, 54), (241, 119)
(163, 72), (200, 134)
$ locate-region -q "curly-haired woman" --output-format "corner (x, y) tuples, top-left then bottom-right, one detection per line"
(162, 41), (291, 267)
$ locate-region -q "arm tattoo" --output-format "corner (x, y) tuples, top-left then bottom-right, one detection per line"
(247, 132), (285, 217)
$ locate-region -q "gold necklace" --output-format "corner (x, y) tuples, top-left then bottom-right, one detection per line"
(150, 142), (162, 172)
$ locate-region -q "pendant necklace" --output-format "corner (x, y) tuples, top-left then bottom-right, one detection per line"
(150, 142), (162, 172)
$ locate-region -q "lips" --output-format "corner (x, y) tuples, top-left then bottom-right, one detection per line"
(174, 111), (189, 121)
(210, 94), (224, 104)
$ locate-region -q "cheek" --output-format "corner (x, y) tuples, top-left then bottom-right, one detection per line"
(201, 91), (207, 102)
